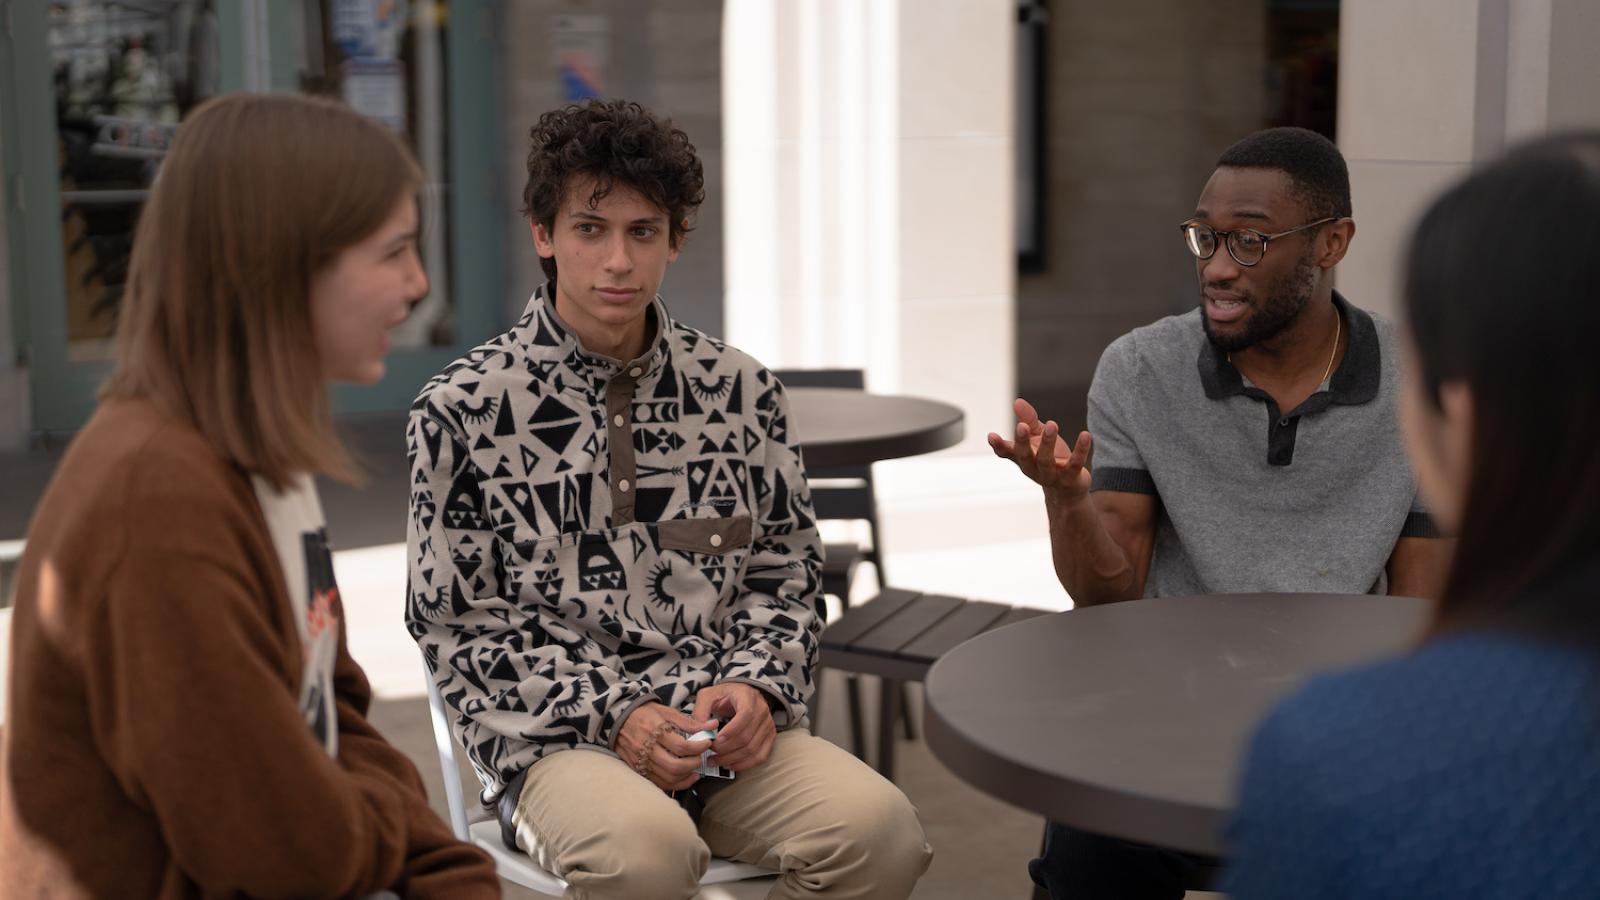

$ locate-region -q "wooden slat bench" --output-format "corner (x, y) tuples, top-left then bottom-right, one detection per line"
(818, 587), (1050, 780)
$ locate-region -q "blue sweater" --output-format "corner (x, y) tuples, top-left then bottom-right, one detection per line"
(1224, 632), (1600, 898)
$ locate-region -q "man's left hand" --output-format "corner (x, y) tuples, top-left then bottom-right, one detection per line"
(692, 682), (777, 773)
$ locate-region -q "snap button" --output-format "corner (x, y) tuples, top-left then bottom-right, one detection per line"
(629, 366), (642, 377)
(1278, 417), (1289, 427)
(613, 413), (624, 427)
(618, 479), (631, 493)
(710, 534), (723, 548)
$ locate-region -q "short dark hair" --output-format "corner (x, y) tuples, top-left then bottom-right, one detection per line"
(521, 99), (706, 284)
(1404, 132), (1600, 638)
(1215, 127), (1352, 221)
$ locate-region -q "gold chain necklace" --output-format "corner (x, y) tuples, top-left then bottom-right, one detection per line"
(1228, 312), (1341, 384)
(1318, 312), (1341, 384)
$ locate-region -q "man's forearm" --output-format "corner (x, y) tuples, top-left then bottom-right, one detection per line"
(1045, 493), (1141, 605)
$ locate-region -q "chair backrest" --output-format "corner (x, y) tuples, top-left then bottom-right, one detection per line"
(773, 369), (885, 580)
(772, 369), (879, 511)
(772, 368), (871, 487)
(422, 666), (473, 842)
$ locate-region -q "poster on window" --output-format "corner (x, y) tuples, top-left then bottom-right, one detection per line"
(343, 59), (407, 132)
(332, 0), (407, 61)
(551, 14), (607, 101)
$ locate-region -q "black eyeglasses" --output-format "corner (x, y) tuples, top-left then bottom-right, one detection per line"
(1178, 217), (1339, 267)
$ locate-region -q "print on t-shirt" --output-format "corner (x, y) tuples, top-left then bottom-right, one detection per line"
(251, 472), (341, 757)
(299, 528), (341, 750)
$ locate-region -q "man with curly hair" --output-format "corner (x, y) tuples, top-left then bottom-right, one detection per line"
(406, 98), (931, 899)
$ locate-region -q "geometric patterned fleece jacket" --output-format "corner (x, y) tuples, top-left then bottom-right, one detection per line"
(405, 288), (823, 802)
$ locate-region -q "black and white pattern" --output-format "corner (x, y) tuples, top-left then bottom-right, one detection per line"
(405, 288), (823, 801)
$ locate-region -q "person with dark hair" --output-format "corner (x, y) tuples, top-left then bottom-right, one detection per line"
(0, 93), (497, 898)
(992, 125), (1452, 898)
(406, 99), (931, 899)
(1224, 132), (1600, 898)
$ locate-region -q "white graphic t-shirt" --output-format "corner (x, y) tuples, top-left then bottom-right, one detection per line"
(251, 472), (341, 756)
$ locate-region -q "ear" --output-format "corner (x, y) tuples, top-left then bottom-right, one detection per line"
(1316, 217), (1355, 268)
(1438, 380), (1473, 438)
(1437, 378), (1475, 490)
(530, 218), (556, 260)
(667, 218), (688, 263)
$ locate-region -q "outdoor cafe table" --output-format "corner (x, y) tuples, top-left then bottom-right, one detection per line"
(785, 387), (964, 468)
(923, 592), (1431, 857)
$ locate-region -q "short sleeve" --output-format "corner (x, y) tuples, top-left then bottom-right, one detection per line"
(1400, 494), (1442, 538)
(1087, 335), (1156, 494)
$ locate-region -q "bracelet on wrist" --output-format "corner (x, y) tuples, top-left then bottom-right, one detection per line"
(633, 720), (673, 776)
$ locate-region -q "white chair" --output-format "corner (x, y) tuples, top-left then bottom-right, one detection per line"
(422, 667), (776, 896)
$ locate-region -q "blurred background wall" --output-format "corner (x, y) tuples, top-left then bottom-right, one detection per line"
(1013, 0), (1272, 434)
(3, 0), (1600, 451)
(1337, 0), (1600, 327)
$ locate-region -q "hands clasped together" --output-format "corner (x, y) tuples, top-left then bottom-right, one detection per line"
(613, 682), (777, 792)
(987, 398), (1096, 507)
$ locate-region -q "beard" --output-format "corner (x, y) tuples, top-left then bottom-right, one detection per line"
(1201, 247), (1319, 353)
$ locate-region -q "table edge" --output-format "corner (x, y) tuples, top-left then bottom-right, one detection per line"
(919, 594), (1429, 857)
(799, 416), (965, 468)
(922, 650), (1226, 857)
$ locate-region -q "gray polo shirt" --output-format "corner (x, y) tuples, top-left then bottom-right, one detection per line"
(1088, 292), (1434, 598)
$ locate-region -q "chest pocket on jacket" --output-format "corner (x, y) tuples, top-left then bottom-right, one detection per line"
(656, 515), (753, 555)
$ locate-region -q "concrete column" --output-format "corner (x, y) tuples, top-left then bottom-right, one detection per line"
(723, 0), (1015, 452)
(1338, 0), (1600, 321)
(0, 126), (27, 450)
(1336, 1), (1491, 321)
(1544, 0), (1600, 131)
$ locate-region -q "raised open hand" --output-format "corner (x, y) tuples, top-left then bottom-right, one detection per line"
(987, 397), (1095, 506)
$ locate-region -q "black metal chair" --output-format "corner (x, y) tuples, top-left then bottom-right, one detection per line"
(773, 369), (914, 763)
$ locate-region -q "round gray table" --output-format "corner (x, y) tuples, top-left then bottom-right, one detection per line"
(786, 387), (964, 468)
(922, 592), (1431, 856)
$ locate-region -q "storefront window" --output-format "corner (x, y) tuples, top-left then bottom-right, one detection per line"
(46, 0), (454, 363)
(49, 0), (219, 360)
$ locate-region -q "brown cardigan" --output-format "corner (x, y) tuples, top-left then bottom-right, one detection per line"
(0, 399), (498, 898)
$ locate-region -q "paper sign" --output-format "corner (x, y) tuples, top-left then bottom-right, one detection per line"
(343, 59), (406, 132)
(551, 14), (608, 101)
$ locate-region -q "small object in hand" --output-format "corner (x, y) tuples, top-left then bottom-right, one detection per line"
(686, 726), (735, 779)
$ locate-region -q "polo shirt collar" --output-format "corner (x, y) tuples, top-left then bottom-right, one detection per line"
(1197, 290), (1379, 405)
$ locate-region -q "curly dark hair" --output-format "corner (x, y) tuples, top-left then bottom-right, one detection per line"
(1216, 126), (1352, 221)
(521, 99), (706, 284)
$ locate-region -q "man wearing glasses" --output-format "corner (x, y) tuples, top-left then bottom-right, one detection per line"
(990, 127), (1451, 899)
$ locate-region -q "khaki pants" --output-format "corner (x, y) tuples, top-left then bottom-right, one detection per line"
(512, 729), (933, 900)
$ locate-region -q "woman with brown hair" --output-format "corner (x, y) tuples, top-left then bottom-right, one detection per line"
(1224, 133), (1600, 897)
(0, 93), (497, 898)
